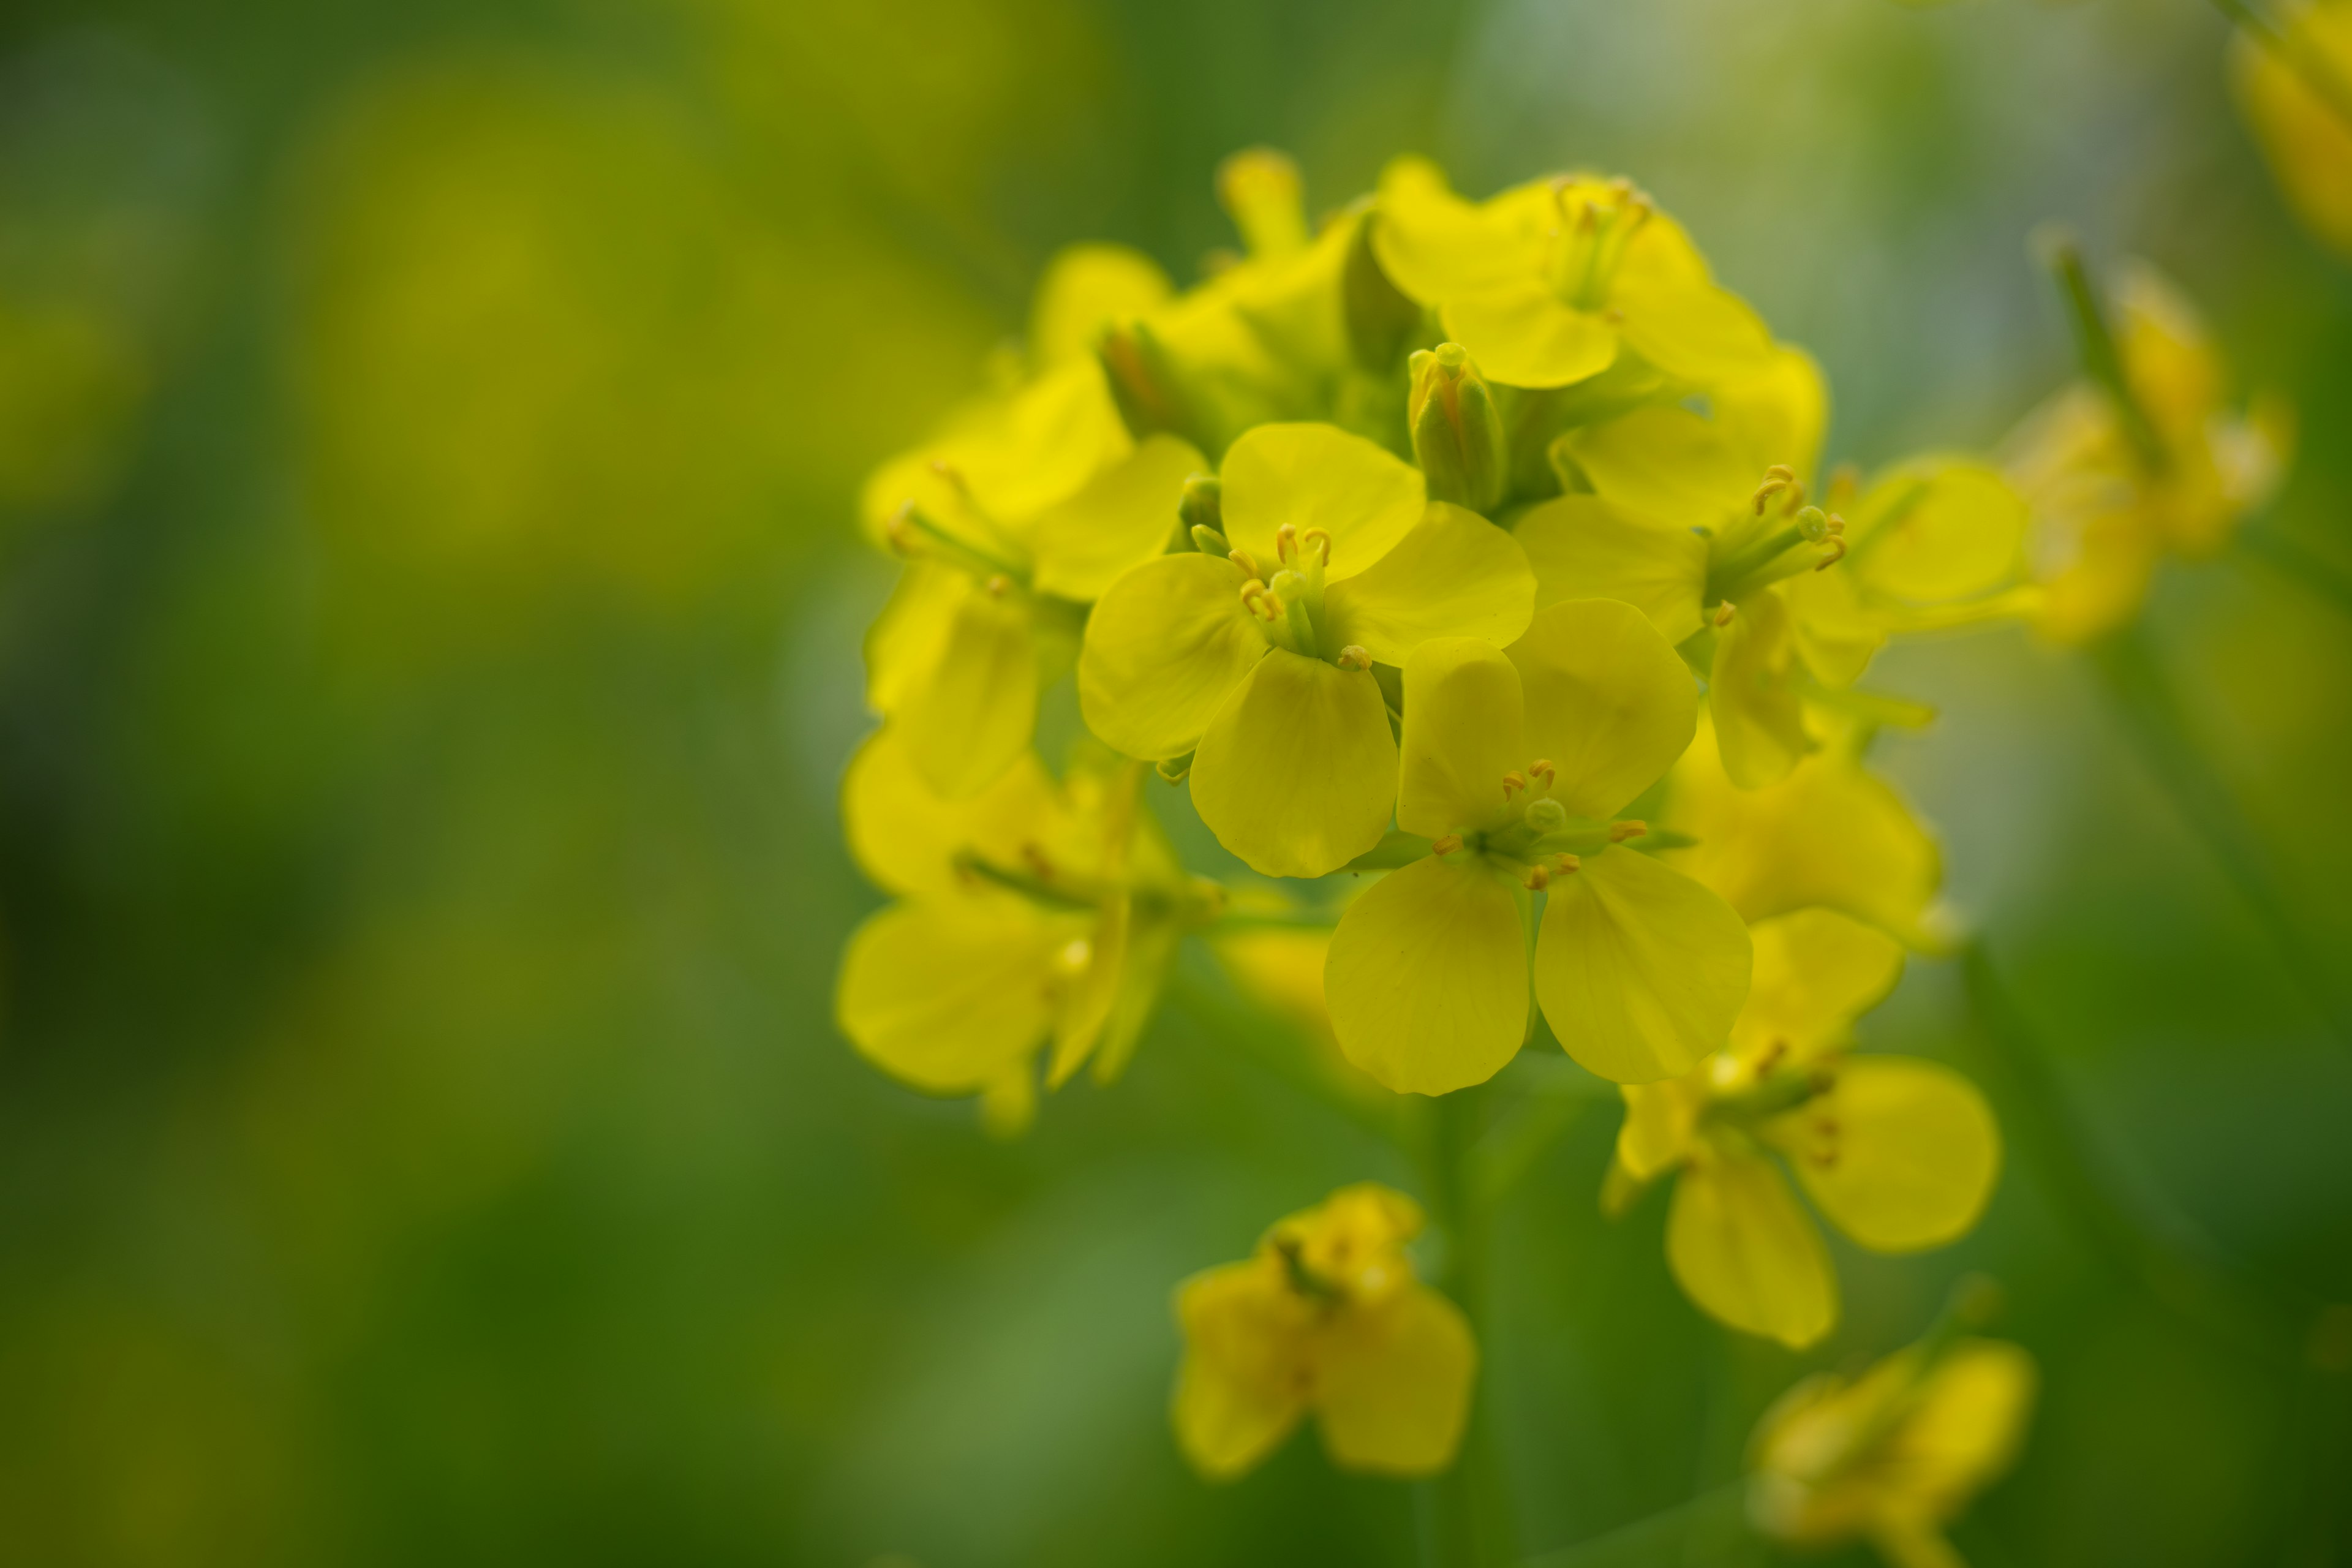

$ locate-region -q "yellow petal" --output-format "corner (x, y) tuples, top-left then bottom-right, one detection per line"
(1777, 557), (1887, 689)
(1667, 1152), (1836, 1348)
(865, 559), (963, 718)
(1218, 422), (1427, 577)
(978, 1067), (1038, 1138)
(1611, 273), (1773, 386)
(1396, 639), (1526, 839)
(1325, 854), (1529, 1096)
(839, 726), (1066, 898)
(1666, 716), (1942, 949)
(1779, 1057), (2000, 1253)
(882, 568), (1038, 800)
(1617, 1076), (1708, 1182)
(964, 358), (1133, 521)
(1048, 893), (1131, 1088)
(1513, 494), (1709, 646)
(1324, 501), (1535, 667)
(1172, 1259), (1312, 1480)
(1711, 345), (1830, 481)
(1190, 649), (1398, 878)
(1026, 433), (1205, 600)
(1077, 552), (1268, 760)
(1092, 913), (1183, 1086)
(1728, 908), (1905, 1069)
(1711, 587), (1812, 791)
(1439, 282), (1619, 390)
(1509, 597), (1698, 821)
(1535, 846), (1752, 1083)
(1313, 1286), (1478, 1476)
(835, 898), (1066, 1093)
(1847, 461), (2028, 606)
(1887, 1339), (2038, 1515)
(1369, 156), (1547, 304)
(1029, 243), (1173, 366)
(1559, 405), (1754, 528)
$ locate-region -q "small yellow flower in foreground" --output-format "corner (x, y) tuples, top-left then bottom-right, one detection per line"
(1080, 420), (1534, 878)
(1371, 157), (1773, 390)
(1323, 598), (1751, 1094)
(2003, 258), (2290, 645)
(862, 246), (1207, 798)
(1750, 1319), (2037, 1568)
(834, 728), (1219, 1131)
(1173, 1183), (1475, 1480)
(1607, 909), (2001, 1347)
(2233, 0), (2352, 259)
(1663, 713), (1944, 952)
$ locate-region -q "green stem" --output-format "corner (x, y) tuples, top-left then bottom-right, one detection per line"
(2212, 0), (2352, 136)
(2089, 622), (2352, 1052)
(1513, 1482), (1749, 1567)
(1418, 1085), (1517, 1568)
(2042, 238), (2169, 477)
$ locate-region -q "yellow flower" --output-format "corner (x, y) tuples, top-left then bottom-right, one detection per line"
(1172, 1183), (1476, 1480)
(862, 246), (1208, 798)
(1523, 355), (2026, 787)
(2002, 258), (2290, 645)
(833, 727), (1219, 1130)
(1080, 421), (1534, 878)
(2233, 1), (2352, 259)
(1369, 157), (1773, 390)
(1662, 712), (1944, 951)
(1606, 909), (2001, 1347)
(1749, 1327), (2037, 1568)
(1322, 598), (1751, 1094)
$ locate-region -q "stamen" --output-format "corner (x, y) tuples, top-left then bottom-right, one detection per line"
(1276, 522), (1298, 563)
(1814, 537), (1847, 570)
(1501, 771), (1527, 800)
(1335, 644), (1372, 671)
(1298, 527), (1332, 565)
(1610, 820), (1648, 843)
(1524, 865), (1551, 891)
(1229, 548), (1261, 579)
(1056, 938), (1092, 973)
(1714, 602), (1737, 627)
(1751, 466), (1797, 514)
(1021, 843), (1056, 880)
(1431, 834), (1463, 856)
(1553, 853), (1581, 874)
(1528, 758), (1555, 792)
(986, 574), (1010, 598)
(884, 503), (917, 556)
(1240, 580), (1278, 621)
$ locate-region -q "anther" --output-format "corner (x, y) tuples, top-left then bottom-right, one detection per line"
(986, 574), (1010, 598)
(1298, 527), (1332, 565)
(1609, 820), (1648, 843)
(884, 503), (917, 556)
(1814, 537), (1847, 570)
(1277, 522), (1298, 563)
(1714, 602), (1737, 627)
(1431, 834), (1464, 856)
(1229, 548), (1261, 579)
(1552, 853), (1581, 874)
(1021, 843), (1055, 880)
(1501, 771), (1527, 800)
(1529, 758), (1556, 791)
(1335, 645), (1372, 671)
(1240, 580), (1276, 620)
(1056, 938), (1092, 973)
(1524, 865), (1551, 891)
(1751, 466), (1797, 514)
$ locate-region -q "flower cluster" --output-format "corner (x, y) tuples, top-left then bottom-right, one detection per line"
(834, 147), (2264, 1530)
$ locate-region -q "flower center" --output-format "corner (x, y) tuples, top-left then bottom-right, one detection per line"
(1429, 761), (1649, 887)
(1231, 525), (1371, 669)
(1542, 178), (1653, 312)
(1702, 466), (1848, 606)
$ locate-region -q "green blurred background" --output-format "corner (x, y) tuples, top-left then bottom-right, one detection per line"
(1, 0), (2349, 1562)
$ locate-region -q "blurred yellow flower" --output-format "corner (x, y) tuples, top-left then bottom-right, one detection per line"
(2003, 257), (2290, 645)
(862, 246), (1207, 799)
(1173, 1183), (1475, 1480)
(1370, 157), (1773, 390)
(1663, 712), (1945, 952)
(1322, 598), (1751, 1093)
(1080, 421), (1533, 877)
(834, 728), (1219, 1131)
(1606, 910), (2000, 1347)
(1750, 1325), (2037, 1568)
(2233, 0), (2352, 259)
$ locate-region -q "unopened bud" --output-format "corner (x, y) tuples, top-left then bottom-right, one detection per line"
(1344, 208), (1423, 371)
(1409, 343), (1509, 513)
(1181, 475), (1224, 542)
(1156, 752), (1194, 785)
(1096, 318), (1196, 445)
(1217, 148), (1310, 259)
(1524, 799), (1567, 832)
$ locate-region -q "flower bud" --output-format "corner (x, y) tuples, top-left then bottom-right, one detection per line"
(1409, 342), (1509, 513)
(1180, 474), (1223, 543)
(1096, 318), (1196, 446)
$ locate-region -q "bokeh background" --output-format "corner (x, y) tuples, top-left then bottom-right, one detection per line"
(2, 0), (2350, 1562)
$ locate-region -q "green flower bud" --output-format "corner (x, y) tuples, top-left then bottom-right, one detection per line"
(1343, 209), (1422, 372)
(1180, 474), (1224, 543)
(1409, 342), (1509, 513)
(1096, 317), (1197, 447)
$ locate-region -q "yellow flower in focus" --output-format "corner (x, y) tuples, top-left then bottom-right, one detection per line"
(1607, 910), (2000, 1347)
(1080, 421), (1534, 878)
(862, 246), (1208, 798)
(1370, 157), (1773, 390)
(1749, 1326), (2037, 1568)
(1322, 598), (1752, 1094)
(2003, 258), (2290, 645)
(1662, 712), (1944, 952)
(2233, 1), (2352, 259)
(834, 727), (1220, 1131)
(1173, 1183), (1476, 1480)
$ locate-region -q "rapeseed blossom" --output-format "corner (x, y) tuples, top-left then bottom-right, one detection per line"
(834, 727), (1221, 1131)
(2233, 0), (2352, 259)
(1605, 910), (2001, 1346)
(2004, 254), (2289, 644)
(1322, 598), (1751, 1093)
(1172, 1183), (1476, 1479)
(1080, 420), (1532, 877)
(1749, 1316), (2038, 1568)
